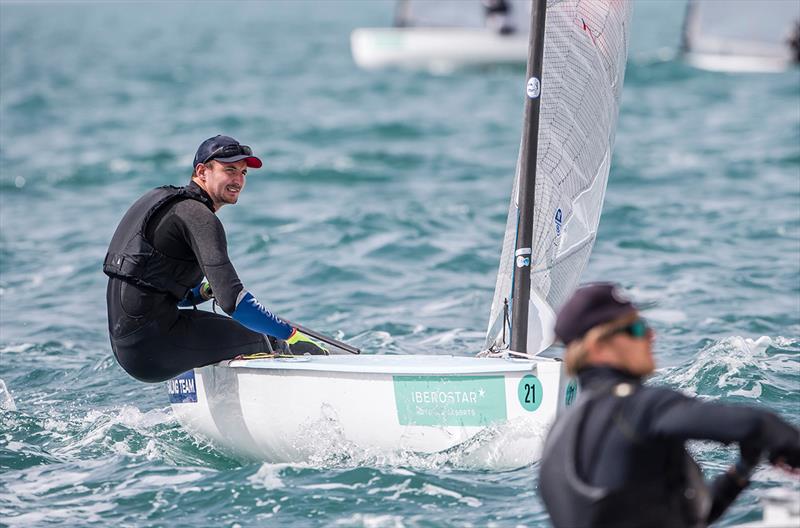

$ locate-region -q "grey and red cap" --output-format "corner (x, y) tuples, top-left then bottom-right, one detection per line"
(555, 283), (637, 345)
(193, 135), (262, 169)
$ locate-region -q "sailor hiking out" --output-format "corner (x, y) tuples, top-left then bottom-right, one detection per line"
(539, 283), (800, 528)
(104, 135), (326, 383)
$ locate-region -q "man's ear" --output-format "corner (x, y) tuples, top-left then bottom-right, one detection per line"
(195, 163), (207, 182)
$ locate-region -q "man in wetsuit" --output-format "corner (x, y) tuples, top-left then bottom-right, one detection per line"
(104, 135), (326, 383)
(539, 283), (800, 528)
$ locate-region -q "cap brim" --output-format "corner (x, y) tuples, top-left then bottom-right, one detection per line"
(215, 154), (263, 169)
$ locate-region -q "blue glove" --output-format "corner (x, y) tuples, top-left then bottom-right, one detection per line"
(177, 281), (213, 307)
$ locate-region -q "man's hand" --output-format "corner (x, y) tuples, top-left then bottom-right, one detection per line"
(286, 329), (329, 355)
(178, 281), (214, 307)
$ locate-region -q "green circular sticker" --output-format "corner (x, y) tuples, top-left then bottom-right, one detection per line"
(517, 375), (543, 412)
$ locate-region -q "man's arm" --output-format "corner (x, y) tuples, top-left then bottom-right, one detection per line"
(645, 387), (799, 458)
(173, 200), (293, 339)
(230, 290), (293, 339)
(644, 389), (799, 523)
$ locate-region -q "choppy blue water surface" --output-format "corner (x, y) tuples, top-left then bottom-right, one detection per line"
(1, 1), (798, 526)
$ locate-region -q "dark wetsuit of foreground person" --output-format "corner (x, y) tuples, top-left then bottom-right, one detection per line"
(104, 135), (325, 383)
(539, 283), (800, 528)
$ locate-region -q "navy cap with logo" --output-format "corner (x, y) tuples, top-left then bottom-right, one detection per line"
(193, 135), (263, 169)
(554, 283), (638, 345)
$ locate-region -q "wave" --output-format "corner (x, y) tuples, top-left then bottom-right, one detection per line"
(243, 456), (544, 526)
(657, 336), (800, 408)
(1, 394), (238, 472)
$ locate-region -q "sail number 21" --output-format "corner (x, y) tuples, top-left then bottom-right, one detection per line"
(523, 382), (536, 404)
(517, 375), (543, 412)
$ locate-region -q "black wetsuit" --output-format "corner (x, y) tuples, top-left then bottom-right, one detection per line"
(540, 366), (800, 528)
(105, 182), (272, 382)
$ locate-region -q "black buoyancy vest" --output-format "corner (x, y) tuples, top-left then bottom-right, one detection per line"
(539, 383), (711, 528)
(103, 185), (213, 300)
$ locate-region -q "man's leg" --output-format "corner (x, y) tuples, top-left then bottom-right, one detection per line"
(113, 309), (273, 382)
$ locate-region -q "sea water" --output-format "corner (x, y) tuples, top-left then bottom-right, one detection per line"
(1, 1), (798, 526)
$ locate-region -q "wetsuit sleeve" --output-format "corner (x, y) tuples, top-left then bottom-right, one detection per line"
(706, 465), (751, 524)
(644, 389), (799, 524)
(171, 200), (243, 314)
(646, 389), (764, 442)
(171, 200), (294, 339)
(643, 388), (798, 454)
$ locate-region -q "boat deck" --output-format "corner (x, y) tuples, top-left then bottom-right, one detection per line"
(225, 354), (559, 374)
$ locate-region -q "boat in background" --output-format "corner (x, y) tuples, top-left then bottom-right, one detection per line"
(351, 0), (530, 72)
(681, 0), (800, 73)
(170, 0), (632, 469)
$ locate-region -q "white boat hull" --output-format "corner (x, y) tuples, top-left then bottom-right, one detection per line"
(350, 28), (528, 72)
(169, 354), (575, 469)
(684, 51), (796, 73)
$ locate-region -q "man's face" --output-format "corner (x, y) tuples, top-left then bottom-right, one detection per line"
(591, 316), (656, 377)
(607, 320), (655, 377)
(196, 159), (248, 210)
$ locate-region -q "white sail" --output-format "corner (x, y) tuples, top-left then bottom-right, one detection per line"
(486, 0), (632, 354)
(682, 0), (800, 73)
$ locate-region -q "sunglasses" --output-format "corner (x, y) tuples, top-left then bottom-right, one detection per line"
(606, 319), (650, 340)
(203, 144), (253, 164)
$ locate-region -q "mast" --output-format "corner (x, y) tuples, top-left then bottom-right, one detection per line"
(509, 0), (547, 353)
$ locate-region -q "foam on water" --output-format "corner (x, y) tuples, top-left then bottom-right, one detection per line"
(248, 463), (289, 490)
(331, 514), (407, 528)
(419, 483), (482, 508)
(0, 379), (16, 411)
(658, 336), (800, 407)
(271, 400), (551, 471)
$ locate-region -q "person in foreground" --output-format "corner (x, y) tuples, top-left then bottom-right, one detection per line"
(104, 135), (326, 383)
(539, 283), (800, 528)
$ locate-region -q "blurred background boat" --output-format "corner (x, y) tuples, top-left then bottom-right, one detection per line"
(681, 0), (800, 73)
(351, 0), (530, 72)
